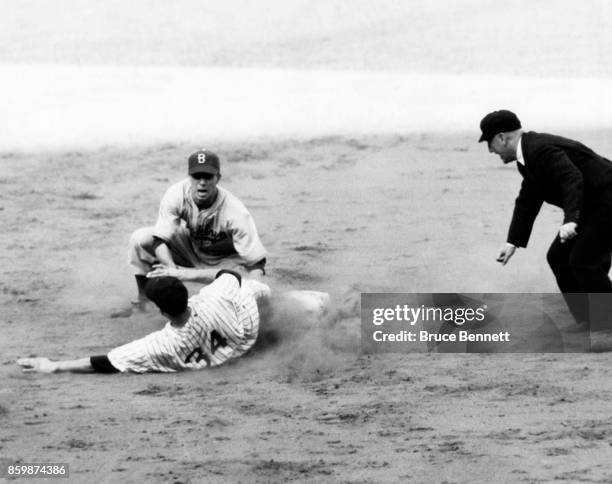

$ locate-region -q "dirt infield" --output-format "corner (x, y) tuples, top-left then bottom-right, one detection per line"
(2, 134), (612, 483)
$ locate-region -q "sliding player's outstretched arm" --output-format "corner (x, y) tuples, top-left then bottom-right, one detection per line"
(17, 357), (105, 373)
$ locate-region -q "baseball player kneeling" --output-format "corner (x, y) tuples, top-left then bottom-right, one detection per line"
(17, 271), (269, 374)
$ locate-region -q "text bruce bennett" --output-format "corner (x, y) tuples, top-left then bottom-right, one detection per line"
(370, 304), (511, 343)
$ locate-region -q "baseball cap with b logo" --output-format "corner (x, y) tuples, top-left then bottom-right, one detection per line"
(188, 149), (221, 176)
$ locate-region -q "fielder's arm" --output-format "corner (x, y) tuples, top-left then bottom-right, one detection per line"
(146, 264), (228, 283)
(146, 258), (266, 283)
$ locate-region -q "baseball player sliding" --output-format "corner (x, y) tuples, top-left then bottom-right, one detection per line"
(17, 271), (269, 374)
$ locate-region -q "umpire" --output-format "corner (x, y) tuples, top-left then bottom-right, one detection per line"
(479, 109), (612, 332)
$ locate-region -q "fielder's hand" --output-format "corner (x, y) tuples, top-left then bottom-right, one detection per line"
(496, 243), (516, 266)
(559, 222), (578, 243)
(147, 264), (184, 279)
(17, 357), (57, 373)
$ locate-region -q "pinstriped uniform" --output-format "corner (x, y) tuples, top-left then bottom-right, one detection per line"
(108, 275), (270, 373)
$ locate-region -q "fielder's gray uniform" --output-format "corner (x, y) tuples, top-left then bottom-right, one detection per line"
(129, 182), (266, 274)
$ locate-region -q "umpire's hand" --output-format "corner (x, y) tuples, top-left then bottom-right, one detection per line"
(559, 222), (578, 243)
(496, 243), (516, 266)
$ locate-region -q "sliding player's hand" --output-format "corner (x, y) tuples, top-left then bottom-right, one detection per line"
(17, 357), (57, 373)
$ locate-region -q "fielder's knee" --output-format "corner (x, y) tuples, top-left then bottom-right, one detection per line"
(128, 227), (157, 274)
(129, 227), (156, 250)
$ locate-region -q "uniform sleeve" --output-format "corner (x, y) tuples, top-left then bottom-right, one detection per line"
(507, 177), (544, 248)
(107, 327), (195, 373)
(153, 183), (185, 242)
(90, 355), (120, 373)
(229, 209), (267, 265)
(532, 144), (583, 224)
(107, 336), (156, 373)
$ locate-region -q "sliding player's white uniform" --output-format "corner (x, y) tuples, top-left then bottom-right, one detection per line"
(107, 274), (269, 373)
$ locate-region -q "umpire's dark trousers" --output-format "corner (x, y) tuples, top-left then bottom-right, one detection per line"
(546, 194), (612, 329)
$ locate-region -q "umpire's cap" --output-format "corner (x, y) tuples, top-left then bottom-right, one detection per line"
(478, 110), (522, 143)
(188, 149), (221, 176)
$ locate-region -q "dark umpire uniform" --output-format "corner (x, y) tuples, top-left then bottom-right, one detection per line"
(480, 110), (612, 330)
